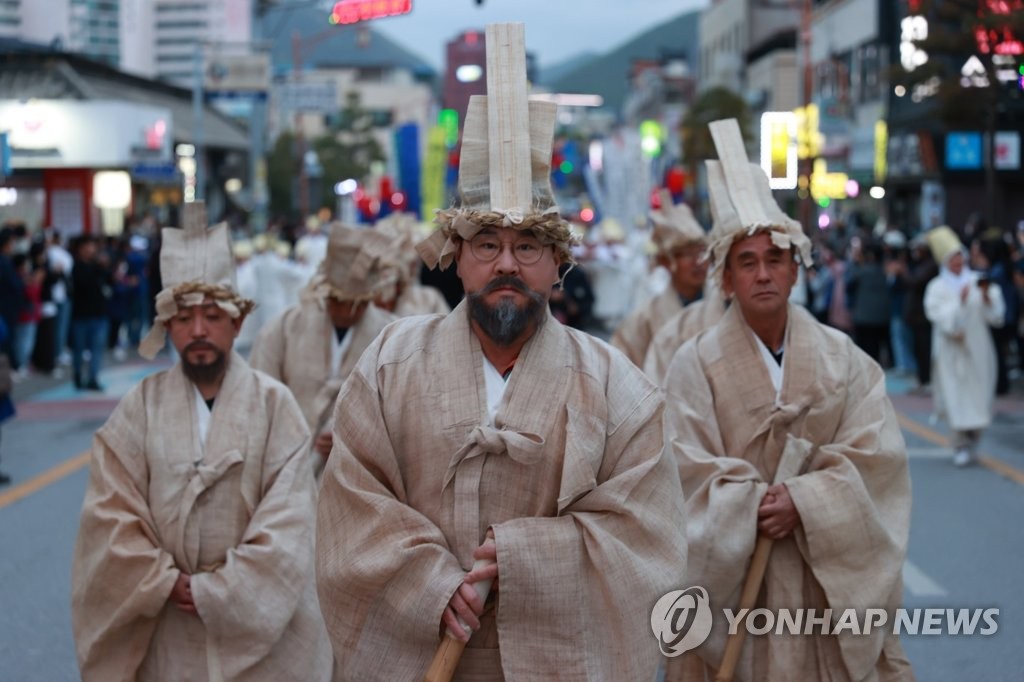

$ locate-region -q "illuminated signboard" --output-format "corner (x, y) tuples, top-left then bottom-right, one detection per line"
(874, 120), (888, 184)
(329, 0), (412, 25)
(809, 159), (849, 201)
(945, 132), (983, 170)
(794, 104), (822, 160)
(760, 112), (797, 190)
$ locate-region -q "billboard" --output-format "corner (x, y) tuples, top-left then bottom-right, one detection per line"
(945, 132), (983, 170)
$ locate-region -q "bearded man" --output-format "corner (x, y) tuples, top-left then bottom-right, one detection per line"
(314, 23), (686, 681)
(70, 203), (332, 681)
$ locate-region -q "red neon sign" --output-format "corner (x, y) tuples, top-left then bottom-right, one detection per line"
(976, 0), (1024, 54)
(329, 0), (411, 25)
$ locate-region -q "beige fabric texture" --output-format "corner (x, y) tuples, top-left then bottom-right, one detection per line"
(139, 209), (253, 360)
(249, 300), (395, 438)
(71, 354), (332, 682)
(650, 188), (706, 254)
(315, 303), (687, 680)
(610, 288), (686, 367)
(662, 304), (914, 682)
(417, 98), (577, 271)
(306, 223), (397, 302)
(643, 287), (728, 383)
(924, 225), (962, 265)
(703, 119), (812, 285)
(393, 284), (451, 317)
(924, 277), (1005, 431)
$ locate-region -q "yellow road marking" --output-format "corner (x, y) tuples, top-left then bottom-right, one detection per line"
(0, 451), (91, 510)
(897, 414), (1024, 486)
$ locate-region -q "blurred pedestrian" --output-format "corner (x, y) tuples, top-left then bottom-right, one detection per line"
(70, 236), (112, 391)
(884, 232), (916, 375)
(11, 253), (42, 376)
(0, 316), (14, 485)
(0, 227), (26, 363)
(974, 232), (1017, 395)
(46, 228), (74, 367)
(924, 226), (1006, 467)
(905, 235), (939, 389)
(847, 240), (891, 365)
(29, 240), (59, 375)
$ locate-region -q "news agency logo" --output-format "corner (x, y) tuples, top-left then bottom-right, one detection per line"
(652, 586), (1000, 653)
(650, 586), (714, 657)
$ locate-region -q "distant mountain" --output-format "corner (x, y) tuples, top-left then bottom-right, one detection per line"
(538, 52), (601, 86)
(550, 10), (701, 115)
(259, 2), (436, 78)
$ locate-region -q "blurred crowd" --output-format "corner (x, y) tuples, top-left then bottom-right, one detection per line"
(1, 212), (1022, 396)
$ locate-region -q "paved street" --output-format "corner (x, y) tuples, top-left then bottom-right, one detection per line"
(1, 355), (1022, 681)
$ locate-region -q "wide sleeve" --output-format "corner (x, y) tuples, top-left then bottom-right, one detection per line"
(316, 344), (466, 679)
(923, 279), (963, 338)
(982, 283), (1006, 328)
(663, 342), (766, 604)
(248, 310), (287, 380)
(188, 389), (317, 664)
(492, 376), (687, 681)
(783, 348), (911, 677)
(70, 395), (180, 682)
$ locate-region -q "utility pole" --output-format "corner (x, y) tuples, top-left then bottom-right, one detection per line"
(799, 0), (813, 234)
(292, 30), (310, 223)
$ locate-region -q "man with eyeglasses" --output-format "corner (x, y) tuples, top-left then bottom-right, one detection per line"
(315, 23), (686, 680)
(612, 189), (711, 368)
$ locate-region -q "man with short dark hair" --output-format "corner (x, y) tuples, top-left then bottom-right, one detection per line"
(662, 119), (914, 681)
(69, 236), (111, 391)
(71, 204), (332, 681)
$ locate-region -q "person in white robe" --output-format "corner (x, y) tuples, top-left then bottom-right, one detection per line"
(662, 119), (914, 682)
(315, 25), (687, 681)
(71, 202), (332, 682)
(923, 225), (1006, 466)
(249, 223), (396, 469)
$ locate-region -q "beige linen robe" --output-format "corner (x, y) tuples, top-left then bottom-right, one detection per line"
(71, 354), (332, 682)
(316, 302), (687, 681)
(923, 275), (1005, 431)
(250, 299), (395, 436)
(663, 304), (913, 682)
(643, 288), (727, 383)
(611, 286), (685, 366)
(394, 282), (452, 317)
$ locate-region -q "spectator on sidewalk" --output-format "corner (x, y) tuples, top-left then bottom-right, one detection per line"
(905, 235), (939, 389)
(46, 228), (74, 368)
(11, 253), (42, 377)
(0, 317), (13, 485)
(847, 239), (892, 365)
(70, 236), (112, 392)
(924, 226), (1006, 467)
(0, 227), (26, 363)
(30, 240), (59, 375)
(884, 232), (916, 376)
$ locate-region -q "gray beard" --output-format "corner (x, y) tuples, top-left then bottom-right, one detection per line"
(467, 277), (547, 347)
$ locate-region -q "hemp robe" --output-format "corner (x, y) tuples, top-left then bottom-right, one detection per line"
(71, 354), (332, 682)
(316, 302), (687, 681)
(663, 304), (914, 682)
(923, 274), (1005, 431)
(643, 289), (727, 383)
(249, 299), (395, 437)
(394, 283), (452, 317)
(610, 286), (684, 367)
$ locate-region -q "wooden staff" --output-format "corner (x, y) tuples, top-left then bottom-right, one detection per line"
(714, 440), (810, 682)
(423, 553), (496, 682)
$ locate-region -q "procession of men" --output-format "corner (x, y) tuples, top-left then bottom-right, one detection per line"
(58, 22), (958, 682)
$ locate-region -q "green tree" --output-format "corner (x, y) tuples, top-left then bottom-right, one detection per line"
(680, 87), (752, 212)
(266, 91), (386, 218)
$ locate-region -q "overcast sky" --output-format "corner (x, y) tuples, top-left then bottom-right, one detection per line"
(371, 0), (709, 69)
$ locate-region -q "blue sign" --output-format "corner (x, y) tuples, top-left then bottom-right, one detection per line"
(130, 161), (178, 182)
(0, 132), (10, 176)
(945, 132), (983, 170)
